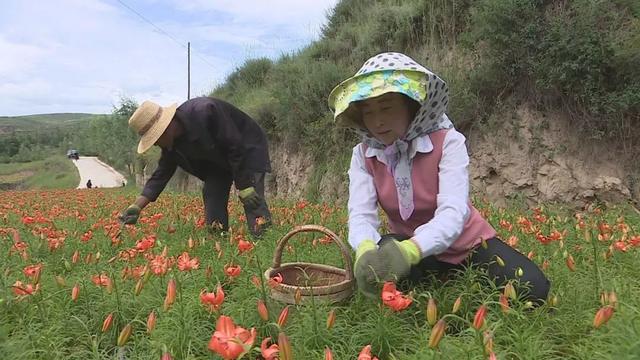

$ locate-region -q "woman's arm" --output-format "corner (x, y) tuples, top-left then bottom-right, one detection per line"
(412, 129), (471, 257)
(347, 144), (382, 250)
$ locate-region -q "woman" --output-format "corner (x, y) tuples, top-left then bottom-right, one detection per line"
(328, 52), (550, 302)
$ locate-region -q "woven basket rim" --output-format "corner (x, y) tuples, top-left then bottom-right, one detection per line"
(264, 265), (354, 292)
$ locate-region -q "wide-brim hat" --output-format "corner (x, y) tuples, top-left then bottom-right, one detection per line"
(128, 100), (177, 154)
(328, 52), (449, 130)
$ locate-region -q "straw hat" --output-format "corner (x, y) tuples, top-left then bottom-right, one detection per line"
(128, 100), (178, 154)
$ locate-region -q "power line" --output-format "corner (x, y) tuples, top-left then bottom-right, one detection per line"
(114, 0), (218, 70)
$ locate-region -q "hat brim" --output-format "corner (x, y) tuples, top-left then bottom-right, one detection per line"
(136, 103), (178, 154)
(328, 70), (429, 129)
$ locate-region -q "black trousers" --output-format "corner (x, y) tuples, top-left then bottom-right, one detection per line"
(202, 172), (272, 236)
(379, 235), (551, 303)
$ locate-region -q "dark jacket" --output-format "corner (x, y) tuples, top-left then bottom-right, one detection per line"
(141, 97), (271, 201)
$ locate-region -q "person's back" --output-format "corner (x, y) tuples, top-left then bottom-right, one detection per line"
(86, 180), (92, 189)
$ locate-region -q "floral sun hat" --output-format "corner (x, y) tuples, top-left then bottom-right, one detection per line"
(328, 52), (454, 221)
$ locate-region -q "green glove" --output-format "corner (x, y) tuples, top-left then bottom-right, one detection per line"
(238, 187), (261, 210)
(119, 204), (141, 225)
(376, 240), (422, 281)
(353, 240), (381, 299)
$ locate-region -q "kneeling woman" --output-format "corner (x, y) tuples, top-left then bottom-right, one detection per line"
(328, 52), (550, 302)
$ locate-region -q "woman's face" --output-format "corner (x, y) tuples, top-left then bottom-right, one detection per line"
(359, 93), (414, 145)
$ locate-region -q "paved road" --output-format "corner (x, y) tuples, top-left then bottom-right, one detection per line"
(72, 157), (127, 189)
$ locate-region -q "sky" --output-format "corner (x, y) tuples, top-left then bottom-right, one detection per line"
(0, 0), (339, 116)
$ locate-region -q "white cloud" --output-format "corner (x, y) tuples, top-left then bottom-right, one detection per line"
(0, 0), (338, 116)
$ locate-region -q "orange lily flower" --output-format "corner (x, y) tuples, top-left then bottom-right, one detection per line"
(260, 337), (279, 360)
(381, 282), (412, 312)
(200, 284), (225, 313)
(208, 315), (256, 360)
(224, 264), (242, 278)
(23, 263), (43, 278)
(12, 280), (39, 296)
(268, 273), (283, 288)
(177, 252), (200, 271)
(237, 239), (254, 253)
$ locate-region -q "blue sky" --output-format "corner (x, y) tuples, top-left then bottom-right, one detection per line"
(0, 0), (339, 116)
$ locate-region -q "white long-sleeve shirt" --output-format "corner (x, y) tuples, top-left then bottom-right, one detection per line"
(347, 128), (471, 258)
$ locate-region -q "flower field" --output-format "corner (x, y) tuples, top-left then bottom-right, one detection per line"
(1, 189), (639, 359)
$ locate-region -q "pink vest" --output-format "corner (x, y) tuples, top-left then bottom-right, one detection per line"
(363, 129), (496, 264)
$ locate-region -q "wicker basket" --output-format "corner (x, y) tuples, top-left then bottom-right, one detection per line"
(264, 225), (355, 305)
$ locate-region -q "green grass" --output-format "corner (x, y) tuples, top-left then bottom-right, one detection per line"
(0, 156), (80, 190)
(0, 189), (639, 359)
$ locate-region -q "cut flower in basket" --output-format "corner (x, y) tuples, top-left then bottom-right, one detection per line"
(381, 282), (412, 311)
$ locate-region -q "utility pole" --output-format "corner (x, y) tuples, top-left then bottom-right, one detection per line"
(187, 41), (191, 100)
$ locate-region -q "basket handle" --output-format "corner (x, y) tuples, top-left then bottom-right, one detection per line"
(272, 225), (353, 281)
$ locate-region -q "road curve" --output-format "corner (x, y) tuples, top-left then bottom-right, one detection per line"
(72, 157), (127, 189)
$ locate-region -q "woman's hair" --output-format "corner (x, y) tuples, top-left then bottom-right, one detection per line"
(348, 93), (421, 128)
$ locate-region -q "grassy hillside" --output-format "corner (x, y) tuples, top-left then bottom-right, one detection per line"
(0, 155), (80, 190)
(0, 113), (104, 164)
(0, 113), (99, 133)
(212, 0), (639, 160)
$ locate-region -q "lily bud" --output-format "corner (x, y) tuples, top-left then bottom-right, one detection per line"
(593, 306), (614, 328)
(452, 296), (462, 314)
(326, 309), (336, 330)
(146, 311), (157, 334)
(428, 319), (446, 349)
(565, 254), (576, 272)
(426, 298), (438, 326)
(257, 300), (269, 321)
(277, 306), (290, 328)
(163, 278), (177, 311)
(294, 288), (302, 305)
(483, 330), (494, 354)
(71, 250), (80, 264)
(608, 291), (618, 309)
(472, 305), (487, 330)
(71, 283), (80, 301)
(101, 312), (114, 333)
(55, 275), (66, 287)
(278, 332), (293, 360)
(504, 282), (517, 300)
(499, 294), (509, 313)
(117, 323), (133, 347)
(135, 279), (144, 296)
